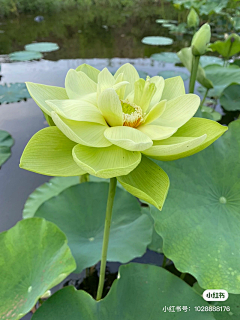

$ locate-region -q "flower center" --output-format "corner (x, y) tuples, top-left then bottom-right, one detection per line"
(121, 100), (144, 128)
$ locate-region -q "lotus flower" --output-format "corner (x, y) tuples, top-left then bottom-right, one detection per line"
(20, 63), (227, 209)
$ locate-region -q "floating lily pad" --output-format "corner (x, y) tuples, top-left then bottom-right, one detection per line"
(199, 56), (224, 68)
(214, 294), (240, 319)
(200, 106), (222, 121)
(137, 70), (148, 79)
(0, 218), (76, 320)
(33, 182), (153, 273)
(158, 70), (189, 81)
(32, 263), (214, 320)
(23, 176), (79, 218)
(204, 64), (240, 97)
(141, 36), (173, 46)
(220, 84), (240, 111)
(9, 51), (43, 61)
(0, 130), (14, 166)
(0, 83), (31, 104)
(151, 120), (240, 293)
(151, 52), (180, 64)
(24, 42), (59, 53)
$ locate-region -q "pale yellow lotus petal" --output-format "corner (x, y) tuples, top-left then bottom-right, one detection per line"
(20, 126), (86, 176)
(75, 64), (100, 82)
(154, 94), (200, 128)
(149, 76), (165, 108)
(46, 99), (107, 125)
(137, 124), (177, 140)
(144, 100), (166, 125)
(143, 134), (207, 159)
(114, 63), (139, 98)
(134, 78), (156, 113)
(104, 126), (153, 151)
(161, 76), (185, 101)
(51, 112), (111, 147)
(26, 82), (68, 116)
(98, 88), (123, 126)
(72, 144), (141, 178)
(65, 69), (97, 104)
(97, 68), (115, 96)
(117, 155), (169, 210)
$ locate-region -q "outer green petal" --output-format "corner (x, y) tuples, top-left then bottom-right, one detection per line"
(98, 88), (123, 126)
(51, 112), (111, 147)
(72, 144), (141, 178)
(117, 155), (169, 210)
(154, 94), (200, 128)
(20, 127), (86, 176)
(26, 82), (68, 116)
(143, 135), (207, 159)
(104, 126), (153, 151)
(114, 63), (140, 98)
(75, 63), (100, 82)
(161, 76), (185, 101)
(143, 117), (227, 160)
(144, 100), (166, 125)
(46, 99), (106, 125)
(149, 76), (165, 108)
(137, 124), (177, 140)
(65, 69), (97, 104)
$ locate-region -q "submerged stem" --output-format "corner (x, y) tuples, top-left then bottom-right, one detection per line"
(79, 173), (89, 183)
(96, 177), (117, 301)
(189, 55), (200, 94)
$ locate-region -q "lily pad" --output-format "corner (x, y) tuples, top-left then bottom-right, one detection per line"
(0, 217), (76, 320)
(0, 83), (31, 104)
(32, 263), (214, 320)
(0, 130), (14, 166)
(209, 34), (240, 58)
(9, 51), (43, 61)
(151, 52), (180, 64)
(204, 64), (240, 97)
(199, 56), (224, 68)
(137, 70), (148, 79)
(24, 42), (59, 53)
(200, 106), (222, 121)
(158, 70), (189, 81)
(151, 120), (240, 293)
(33, 182), (153, 273)
(141, 36), (173, 46)
(220, 84), (240, 111)
(23, 176), (79, 219)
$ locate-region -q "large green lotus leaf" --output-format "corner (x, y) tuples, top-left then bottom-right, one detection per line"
(214, 294), (240, 319)
(24, 42), (59, 53)
(0, 83), (31, 104)
(0, 130), (14, 166)
(177, 47), (213, 89)
(151, 52), (180, 64)
(32, 263), (214, 320)
(141, 36), (173, 46)
(151, 120), (240, 293)
(209, 34), (240, 58)
(142, 206), (163, 253)
(204, 64), (240, 97)
(23, 177), (79, 218)
(9, 51), (43, 61)
(220, 84), (240, 111)
(199, 56), (224, 68)
(0, 217), (76, 320)
(34, 182), (153, 273)
(158, 70), (189, 81)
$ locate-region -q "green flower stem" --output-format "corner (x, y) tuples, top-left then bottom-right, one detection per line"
(96, 177), (117, 301)
(79, 173), (89, 183)
(180, 272), (186, 280)
(162, 254), (168, 268)
(200, 88), (209, 107)
(189, 55), (200, 93)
